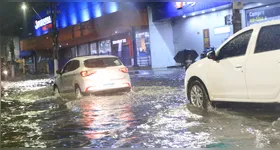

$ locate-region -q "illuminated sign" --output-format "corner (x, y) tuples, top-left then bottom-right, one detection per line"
(175, 2), (185, 9)
(34, 16), (52, 30)
(214, 26), (231, 35)
(112, 39), (126, 45)
(175, 2), (196, 9)
(245, 5), (280, 26)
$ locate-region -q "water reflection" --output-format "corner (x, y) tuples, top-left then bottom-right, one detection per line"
(71, 96), (137, 144)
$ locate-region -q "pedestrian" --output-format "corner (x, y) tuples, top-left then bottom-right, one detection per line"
(185, 55), (193, 71)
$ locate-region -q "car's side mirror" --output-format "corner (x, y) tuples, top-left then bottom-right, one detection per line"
(56, 69), (62, 75)
(207, 50), (216, 60)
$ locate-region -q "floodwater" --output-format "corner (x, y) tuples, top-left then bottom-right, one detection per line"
(2, 68), (280, 148)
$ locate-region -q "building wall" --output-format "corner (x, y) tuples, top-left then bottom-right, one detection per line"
(1, 36), (20, 60)
(172, 9), (233, 56)
(13, 37), (20, 60)
(148, 7), (176, 68)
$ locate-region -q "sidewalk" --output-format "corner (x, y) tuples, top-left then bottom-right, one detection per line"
(128, 66), (152, 75)
(128, 66), (184, 75)
(3, 74), (52, 82)
(2, 67), (184, 81)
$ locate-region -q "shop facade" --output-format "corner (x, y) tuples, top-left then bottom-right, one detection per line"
(20, 2), (151, 74)
(148, 2), (280, 68)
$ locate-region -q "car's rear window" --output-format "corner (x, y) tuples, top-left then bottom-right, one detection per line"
(84, 58), (122, 68)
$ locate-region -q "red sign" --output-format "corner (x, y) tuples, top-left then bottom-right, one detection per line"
(175, 2), (185, 9)
(42, 24), (53, 31)
(175, 2), (196, 9)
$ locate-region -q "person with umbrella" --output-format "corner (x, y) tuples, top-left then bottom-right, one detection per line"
(185, 55), (193, 69)
(174, 49), (198, 71)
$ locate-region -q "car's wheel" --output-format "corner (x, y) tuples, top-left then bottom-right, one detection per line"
(54, 86), (60, 97)
(125, 87), (132, 93)
(188, 80), (211, 109)
(75, 85), (83, 99)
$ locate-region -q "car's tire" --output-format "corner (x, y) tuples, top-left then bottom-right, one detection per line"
(187, 80), (211, 109)
(54, 85), (60, 97)
(125, 87), (132, 93)
(75, 85), (83, 99)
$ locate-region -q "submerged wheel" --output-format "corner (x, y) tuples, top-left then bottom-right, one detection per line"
(187, 80), (211, 109)
(75, 85), (83, 99)
(54, 86), (60, 97)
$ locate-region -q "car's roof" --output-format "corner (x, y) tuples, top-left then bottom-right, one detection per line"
(238, 20), (280, 33)
(70, 55), (118, 61)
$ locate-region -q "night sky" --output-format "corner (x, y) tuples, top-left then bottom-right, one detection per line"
(0, 2), (50, 36)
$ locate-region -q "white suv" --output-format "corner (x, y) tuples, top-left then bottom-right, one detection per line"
(185, 20), (280, 109)
(54, 55), (131, 98)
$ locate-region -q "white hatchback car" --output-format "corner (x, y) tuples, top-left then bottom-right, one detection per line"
(185, 20), (280, 109)
(54, 55), (131, 98)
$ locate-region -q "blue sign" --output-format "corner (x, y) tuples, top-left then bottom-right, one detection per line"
(32, 2), (120, 37)
(246, 5), (280, 26)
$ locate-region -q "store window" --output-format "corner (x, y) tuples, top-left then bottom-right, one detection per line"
(90, 42), (98, 55)
(71, 46), (77, 57)
(78, 43), (90, 56)
(136, 31), (150, 57)
(99, 40), (111, 55)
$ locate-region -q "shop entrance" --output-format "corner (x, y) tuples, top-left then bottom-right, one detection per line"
(112, 44), (131, 66)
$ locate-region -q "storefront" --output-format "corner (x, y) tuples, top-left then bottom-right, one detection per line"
(111, 32), (132, 66)
(19, 50), (36, 74)
(135, 29), (151, 67)
(57, 28), (151, 68)
(148, 2), (280, 68)
(20, 2), (151, 73)
(36, 51), (52, 74)
(148, 2), (232, 68)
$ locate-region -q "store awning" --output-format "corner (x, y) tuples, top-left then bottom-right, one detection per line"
(19, 50), (34, 58)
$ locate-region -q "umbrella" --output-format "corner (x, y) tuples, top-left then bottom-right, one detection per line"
(174, 49), (198, 64)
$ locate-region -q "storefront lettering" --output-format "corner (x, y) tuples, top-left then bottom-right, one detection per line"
(249, 11), (265, 18)
(112, 39), (126, 45)
(34, 16), (52, 30)
(175, 2), (196, 9)
(249, 16), (266, 23)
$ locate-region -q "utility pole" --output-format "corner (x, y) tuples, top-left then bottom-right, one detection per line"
(9, 38), (15, 78)
(0, 25), (2, 146)
(132, 27), (139, 67)
(0, 24), (2, 98)
(232, 2), (243, 34)
(50, 2), (59, 76)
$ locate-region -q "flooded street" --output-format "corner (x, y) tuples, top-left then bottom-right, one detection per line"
(2, 68), (280, 148)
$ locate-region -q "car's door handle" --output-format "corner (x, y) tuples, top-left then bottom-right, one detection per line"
(235, 65), (242, 68)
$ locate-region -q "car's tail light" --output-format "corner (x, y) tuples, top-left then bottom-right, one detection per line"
(80, 70), (96, 77)
(119, 67), (128, 73)
(124, 82), (131, 87)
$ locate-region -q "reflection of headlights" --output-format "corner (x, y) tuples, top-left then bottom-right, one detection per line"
(3, 70), (8, 75)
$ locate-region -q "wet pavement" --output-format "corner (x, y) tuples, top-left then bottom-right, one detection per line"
(2, 68), (280, 148)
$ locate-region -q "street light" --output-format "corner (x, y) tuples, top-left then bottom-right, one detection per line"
(21, 3), (27, 11)
(21, 3), (42, 19)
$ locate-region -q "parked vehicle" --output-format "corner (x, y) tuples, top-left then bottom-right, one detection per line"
(53, 55), (131, 98)
(185, 20), (280, 109)
(201, 47), (215, 59)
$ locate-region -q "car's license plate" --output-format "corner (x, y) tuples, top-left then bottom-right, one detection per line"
(104, 83), (114, 86)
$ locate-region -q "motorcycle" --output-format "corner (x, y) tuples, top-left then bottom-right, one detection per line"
(201, 47), (215, 59)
